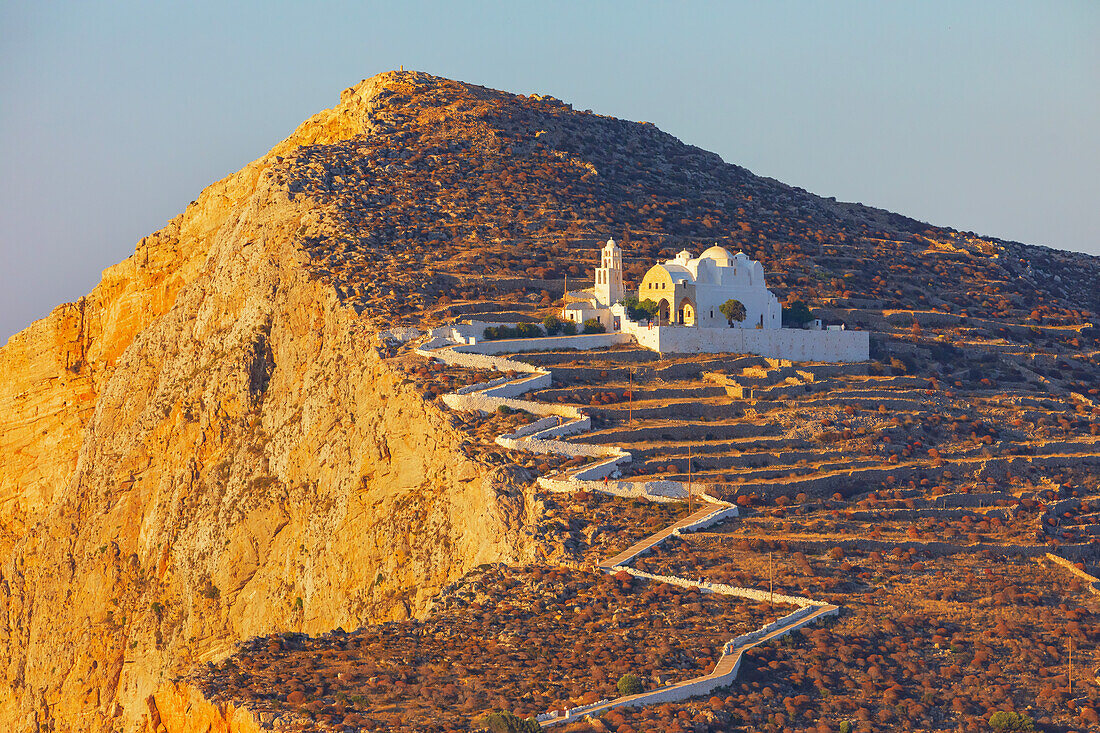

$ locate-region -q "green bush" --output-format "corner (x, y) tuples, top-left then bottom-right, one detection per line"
(515, 322), (544, 338)
(719, 298), (747, 326)
(623, 295), (659, 322)
(782, 299), (814, 327)
(988, 711), (1034, 732)
(561, 319), (578, 336)
(542, 315), (563, 336)
(617, 673), (644, 696)
(838, 722), (852, 733)
(484, 325), (535, 340)
(481, 710), (541, 733)
(582, 318), (606, 334)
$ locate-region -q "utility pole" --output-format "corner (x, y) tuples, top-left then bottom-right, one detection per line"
(628, 367), (635, 426)
(687, 444), (693, 517)
(769, 552), (774, 606)
(1068, 636), (1073, 696)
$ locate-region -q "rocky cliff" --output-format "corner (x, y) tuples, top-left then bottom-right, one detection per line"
(0, 72), (535, 732)
(145, 683), (265, 733)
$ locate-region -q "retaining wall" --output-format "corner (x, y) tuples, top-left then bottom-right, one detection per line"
(461, 332), (633, 355)
(417, 347), (542, 374)
(537, 476), (688, 502)
(616, 567), (820, 608)
(497, 435), (618, 460)
(1045, 553), (1100, 597)
(673, 505), (741, 535)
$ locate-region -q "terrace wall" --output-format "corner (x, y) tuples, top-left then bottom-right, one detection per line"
(1045, 553), (1100, 597)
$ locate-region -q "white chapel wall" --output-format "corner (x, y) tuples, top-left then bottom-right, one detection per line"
(625, 323), (868, 362)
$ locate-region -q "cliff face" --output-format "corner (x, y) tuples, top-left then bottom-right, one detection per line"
(0, 73), (534, 732)
(0, 70), (410, 553)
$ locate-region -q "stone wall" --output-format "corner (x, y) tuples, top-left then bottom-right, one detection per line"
(1045, 553), (1100, 597)
(419, 346), (540, 374)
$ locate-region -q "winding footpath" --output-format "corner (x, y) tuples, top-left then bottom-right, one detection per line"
(416, 336), (839, 726)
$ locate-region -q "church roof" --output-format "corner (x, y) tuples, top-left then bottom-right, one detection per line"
(700, 244), (734, 263)
(660, 264), (694, 283)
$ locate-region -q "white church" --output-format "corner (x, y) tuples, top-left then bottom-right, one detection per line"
(562, 238), (868, 361)
(637, 245), (782, 329)
(564, 238), (781, 331)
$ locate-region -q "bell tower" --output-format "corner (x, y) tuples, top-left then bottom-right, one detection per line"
(595, 237), (623, 307)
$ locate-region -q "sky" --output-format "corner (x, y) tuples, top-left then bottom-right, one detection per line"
(1, 1), (1097, 343)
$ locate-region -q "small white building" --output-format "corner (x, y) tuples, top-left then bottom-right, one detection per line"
(637, 246), (782, 329)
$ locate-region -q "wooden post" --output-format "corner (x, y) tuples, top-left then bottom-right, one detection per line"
(628, 367), (634, 426)
(769, 552), (774, 605)
(687, 444), (693, 516)
(1068, 636), (1073, 695)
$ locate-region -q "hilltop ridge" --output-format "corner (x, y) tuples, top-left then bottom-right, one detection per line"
(0, 70), (1097, 731)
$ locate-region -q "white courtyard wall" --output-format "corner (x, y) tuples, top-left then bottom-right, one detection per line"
(626, 323), (868, 361)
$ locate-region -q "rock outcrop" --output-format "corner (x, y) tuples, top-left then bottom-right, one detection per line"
(145, 683), (265, 733)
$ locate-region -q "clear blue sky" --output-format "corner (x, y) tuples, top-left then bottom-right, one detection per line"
(2, 1), (1097, 342)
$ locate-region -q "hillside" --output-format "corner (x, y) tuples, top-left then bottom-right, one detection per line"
(0, 70), (1098, 732)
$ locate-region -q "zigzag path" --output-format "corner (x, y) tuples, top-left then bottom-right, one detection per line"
(416, 337), (839, 727)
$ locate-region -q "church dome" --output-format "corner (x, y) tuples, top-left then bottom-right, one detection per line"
(700, 244), (734, 266)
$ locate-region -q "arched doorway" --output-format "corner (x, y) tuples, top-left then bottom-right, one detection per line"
(677, 297), (696, 326)
(657, 299), (671, 326)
